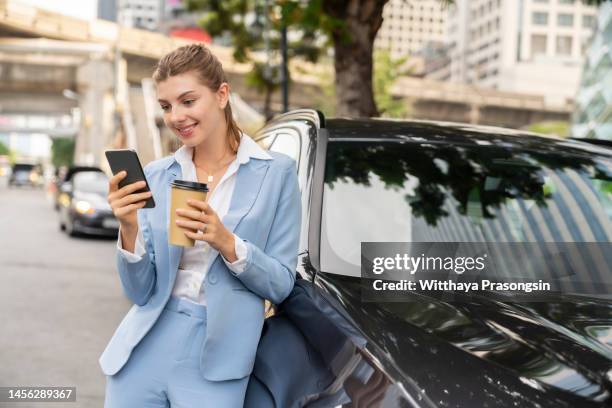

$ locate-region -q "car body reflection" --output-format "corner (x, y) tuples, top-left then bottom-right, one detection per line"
(246, 110), (612, 408)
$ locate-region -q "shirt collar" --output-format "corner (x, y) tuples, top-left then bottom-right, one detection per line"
(170, 132), (272, 169)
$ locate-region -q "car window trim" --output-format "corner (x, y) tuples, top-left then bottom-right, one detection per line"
(309, 128), (327, 273)
(270, 131), (303, 169)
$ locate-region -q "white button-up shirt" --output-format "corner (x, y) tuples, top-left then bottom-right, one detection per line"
(117, 133), (272, 306)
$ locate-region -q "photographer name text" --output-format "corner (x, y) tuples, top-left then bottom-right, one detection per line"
(373, 279), (551, 293)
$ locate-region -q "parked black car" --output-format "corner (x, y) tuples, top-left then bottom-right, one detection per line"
(53, 166), (104, 211)
(58, 170), (119, 237)
(246, 110), (612, 408)
(8, 162), (43, 188)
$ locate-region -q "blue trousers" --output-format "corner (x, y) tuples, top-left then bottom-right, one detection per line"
(104, 297), (250, 408)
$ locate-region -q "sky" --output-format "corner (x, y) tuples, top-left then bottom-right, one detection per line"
(17, 0), (98, 21)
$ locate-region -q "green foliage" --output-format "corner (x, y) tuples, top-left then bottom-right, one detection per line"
(0, 141), (16, 163)
(373, 50), (410, 118)
(245, 62), (282, 119)
(51, 138), (75, 168)
(526, 121), (570, 138)
(186, 0), (604, 118)
(314, 51), (410, 119)
(245, 62), (281, 92)
(0, 141), (9, 156)
(186, 0), (341, 117)
(187, 0), (328, 63)
(312, 61), (336, 117)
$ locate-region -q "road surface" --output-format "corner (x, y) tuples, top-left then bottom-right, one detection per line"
(0, 183), (131, 407)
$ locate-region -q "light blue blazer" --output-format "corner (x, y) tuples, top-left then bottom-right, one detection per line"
(99, 150), (301, 381)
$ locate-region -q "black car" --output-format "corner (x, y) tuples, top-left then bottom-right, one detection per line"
(8, 163), (43, 188)
(246, 110), (612, 408)
(58, 170), (119, 237)
(53, 166), (104, 211)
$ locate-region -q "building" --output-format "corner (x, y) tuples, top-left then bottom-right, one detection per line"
(112, 0), (165, 31)
(429, 0), (598, 107)
(375, 0), (448, 60)
(18, 0), (97, 20)
(157, 0), (211, 42)
(0, 132), (52, 161)
(98, 0), (117, 22)
(571, 2), (612, 139)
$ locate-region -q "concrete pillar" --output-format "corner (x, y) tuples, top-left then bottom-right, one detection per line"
(469, 103), (481, 124)
(74, 58), (115, 166)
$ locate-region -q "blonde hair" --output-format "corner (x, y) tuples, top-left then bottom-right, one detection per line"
(153, 44), (242, 154)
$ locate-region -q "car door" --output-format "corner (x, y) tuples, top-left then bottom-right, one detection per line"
(248, 114), (419, 408)
(254, 116), (317, 278)
(256, 126), (303, 184)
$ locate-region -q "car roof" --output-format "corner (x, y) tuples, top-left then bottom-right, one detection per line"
(325, 117), (612, 158)
(64, 166), (103, 181)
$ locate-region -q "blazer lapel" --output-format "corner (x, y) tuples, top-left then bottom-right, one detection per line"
(210, 159), (270, 268)
(224, 159), (270, 233)
(166, 161), (184, 286)
(165, 158), (270, 283)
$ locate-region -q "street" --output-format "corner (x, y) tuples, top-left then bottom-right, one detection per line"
(0, 183), (130, 407)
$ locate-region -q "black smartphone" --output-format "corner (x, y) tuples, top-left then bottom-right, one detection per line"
(105, 149), (155, 208)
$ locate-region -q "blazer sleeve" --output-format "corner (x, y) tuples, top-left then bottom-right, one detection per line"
(230, 162), (301, 305)
(115, 185), (157, 307)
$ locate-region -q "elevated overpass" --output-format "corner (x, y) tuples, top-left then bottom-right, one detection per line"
(0, 0), (572, 166)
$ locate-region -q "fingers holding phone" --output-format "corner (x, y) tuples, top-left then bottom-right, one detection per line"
(108, 171), (152, 229)
(105, 149), (156, 231)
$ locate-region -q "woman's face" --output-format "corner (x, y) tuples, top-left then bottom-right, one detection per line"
(156, 71), (228, 147)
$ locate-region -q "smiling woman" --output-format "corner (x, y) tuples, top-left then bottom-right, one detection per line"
(100, 44), (301, 408)
(153, 45), (242, 154)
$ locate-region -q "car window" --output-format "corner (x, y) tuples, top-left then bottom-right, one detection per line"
(320, 140), (612, 277)
(73, 172), (109, 194)
(13, 164), (34, 172)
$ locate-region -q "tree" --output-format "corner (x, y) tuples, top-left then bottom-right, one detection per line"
(0, 141), (10, 156)
(373, 50), (410, 118)
(313, 58), (336, 117)
(315, 50), (410, 118)
(245, 62), (282, 120)
(187, 0), (606, 119)
(51, 138), (75, 168)
(187, 0), (319, 119)
(317, 0), (603, 117)
(322, 0), (387, 117)
(187, 0), (388, 118)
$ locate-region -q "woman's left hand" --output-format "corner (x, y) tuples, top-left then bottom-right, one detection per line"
(175, 199), (237, 262)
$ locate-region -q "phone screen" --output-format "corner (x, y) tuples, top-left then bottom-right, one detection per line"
(104, 149), (155, 208)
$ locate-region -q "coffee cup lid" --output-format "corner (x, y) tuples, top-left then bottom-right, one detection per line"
(171, 179), (209, 192)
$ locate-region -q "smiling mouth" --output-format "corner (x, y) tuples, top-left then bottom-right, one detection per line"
(176, 123), (198, 137)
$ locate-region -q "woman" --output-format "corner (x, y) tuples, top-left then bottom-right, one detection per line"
(99, 44), (301, 407)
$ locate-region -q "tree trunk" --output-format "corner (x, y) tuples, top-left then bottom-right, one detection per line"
(324, 0), (388, 118)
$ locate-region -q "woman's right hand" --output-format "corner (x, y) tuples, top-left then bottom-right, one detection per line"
(108, 171), (153, 230)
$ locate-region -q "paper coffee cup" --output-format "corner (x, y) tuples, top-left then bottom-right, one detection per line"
(169, 180), (209, 247)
